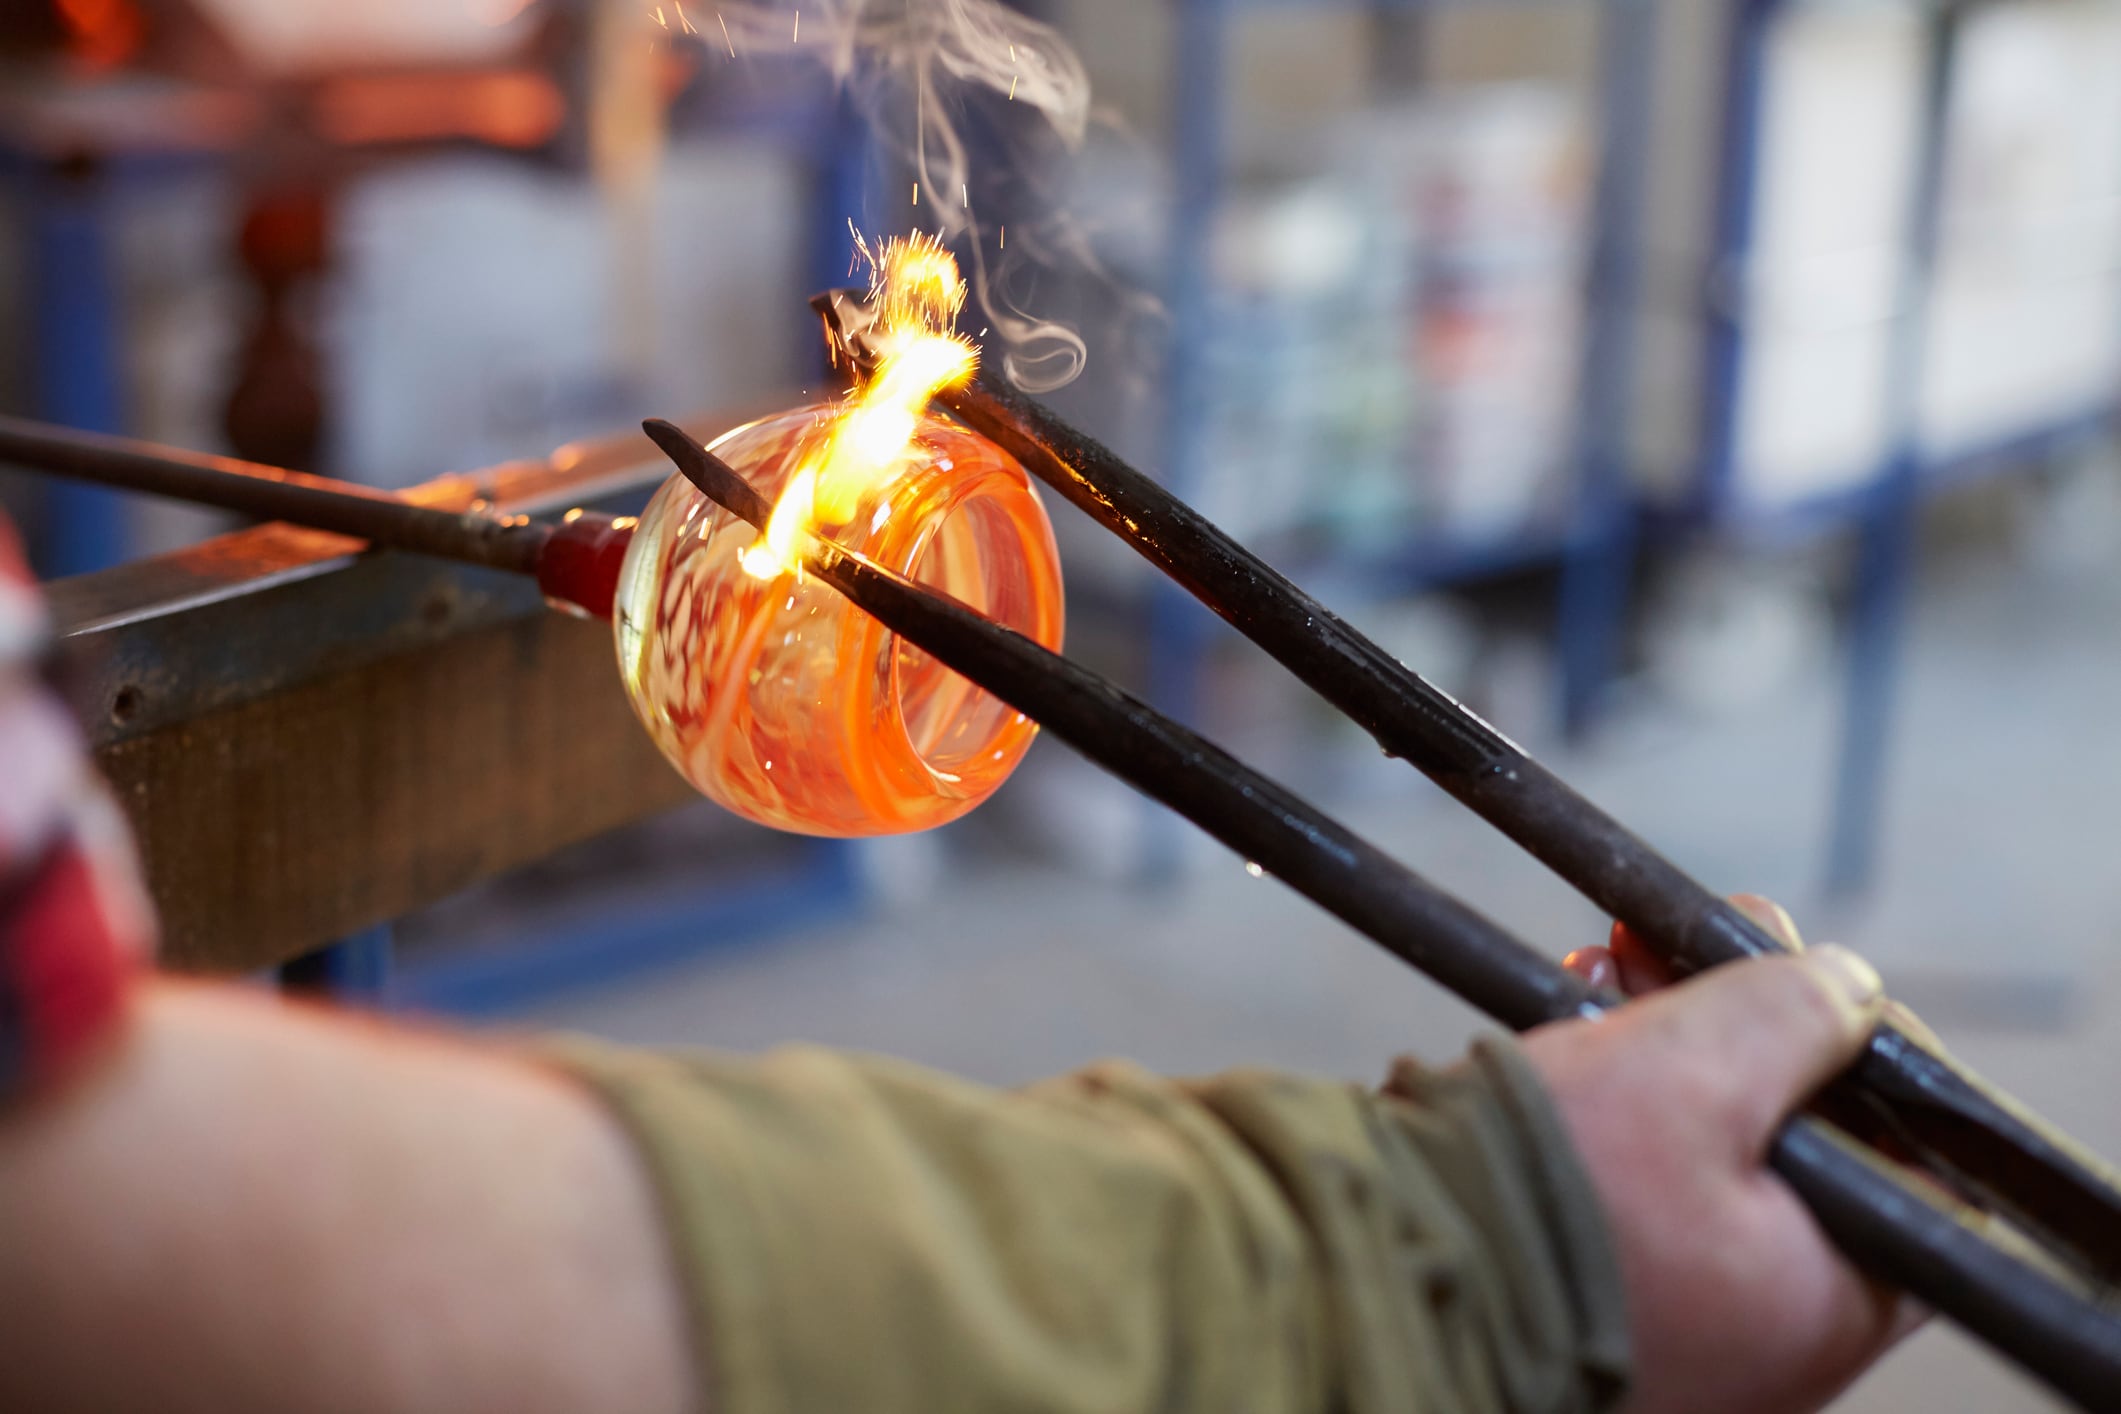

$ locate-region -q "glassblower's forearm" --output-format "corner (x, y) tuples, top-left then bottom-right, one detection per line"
(0, 977), (1629, 1414)
(0, 980), (694, 1414)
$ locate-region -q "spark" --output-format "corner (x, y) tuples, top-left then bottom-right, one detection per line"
(961, 182), (969, 207)
(674, 0), (695, 33)
(792, 9), (800, 42)
(654, 5), (667, 27)
(1009, 74), (1018, 100)
(717, 9), (734, 54)
(912, 182), (920, 206)
(999, 225), (1005, 249)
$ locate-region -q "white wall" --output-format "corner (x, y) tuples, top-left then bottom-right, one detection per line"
(331, 139), (808, 487)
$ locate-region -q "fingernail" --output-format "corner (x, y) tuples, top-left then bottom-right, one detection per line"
(1886, 998), (1946, 1054)
(1563, 948), (1616, 989)
(1731, 893), (1803, 951)
(1807, 944), (1884, 1011)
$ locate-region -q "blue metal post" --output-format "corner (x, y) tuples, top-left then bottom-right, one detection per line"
(1697, 0), (1779, 520)
(1824, 5), (1960, 896)
(26, 163), (131, 576)
(809, 94), (872, 356)
(1149, 0), (1230, 733)
(1136, 0), (1232, 876)
(1558, 0), (1659, 737)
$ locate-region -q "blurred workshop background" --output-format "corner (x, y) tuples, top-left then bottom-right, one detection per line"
(6, 2), (2121, 1407)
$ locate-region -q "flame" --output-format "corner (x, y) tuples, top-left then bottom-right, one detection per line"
(740, 233), (977, 579)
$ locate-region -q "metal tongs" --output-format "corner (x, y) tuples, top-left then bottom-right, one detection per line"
(6, 288), (2116, 1403)
(636, 286), (2121, 1408)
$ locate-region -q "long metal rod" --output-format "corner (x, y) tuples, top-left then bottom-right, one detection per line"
(921, 368), (2121, 1289)
(0, 416), (553, 576)
(643, 418), (2121, 1412)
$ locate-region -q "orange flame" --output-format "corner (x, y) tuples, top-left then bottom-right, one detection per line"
(740, 233), (977, 579)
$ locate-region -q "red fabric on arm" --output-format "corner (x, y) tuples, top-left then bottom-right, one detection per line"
(0, 508), (148, 1105)
(3, 843), (134, 1093)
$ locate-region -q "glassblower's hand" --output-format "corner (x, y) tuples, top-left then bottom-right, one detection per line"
(1525, 897), (1926, 1414)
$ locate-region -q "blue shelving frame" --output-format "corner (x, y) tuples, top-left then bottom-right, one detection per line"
(1695, 0), (2119, 893)
(1155, 0), (2118, 898)
(1150, 0), (1660, 758)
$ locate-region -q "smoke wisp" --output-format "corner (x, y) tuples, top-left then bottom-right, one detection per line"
(678, 0), (1101, 392)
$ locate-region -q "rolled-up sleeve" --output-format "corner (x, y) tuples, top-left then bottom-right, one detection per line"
(542, 1035), (1629, 1414)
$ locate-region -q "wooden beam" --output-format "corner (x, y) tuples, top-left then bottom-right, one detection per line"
(47, 410), (769, 974)
(96, 610), (695, 974)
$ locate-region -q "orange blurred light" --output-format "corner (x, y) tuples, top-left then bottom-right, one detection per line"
(56, 0), (143, 72)
(313, 70), (564, 149)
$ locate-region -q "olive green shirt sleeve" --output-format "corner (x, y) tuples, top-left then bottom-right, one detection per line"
(542, 1034), (1629, 1414)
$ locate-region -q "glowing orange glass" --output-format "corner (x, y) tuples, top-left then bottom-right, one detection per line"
(613, 405), (1064, 836)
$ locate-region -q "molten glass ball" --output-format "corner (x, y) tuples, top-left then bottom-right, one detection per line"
(613, 405), (1065, 836)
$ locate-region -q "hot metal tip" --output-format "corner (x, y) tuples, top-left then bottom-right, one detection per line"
(810, 286), (881, 372)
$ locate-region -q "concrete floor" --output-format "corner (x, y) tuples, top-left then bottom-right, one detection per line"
(507, 497), (2121, 1413)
